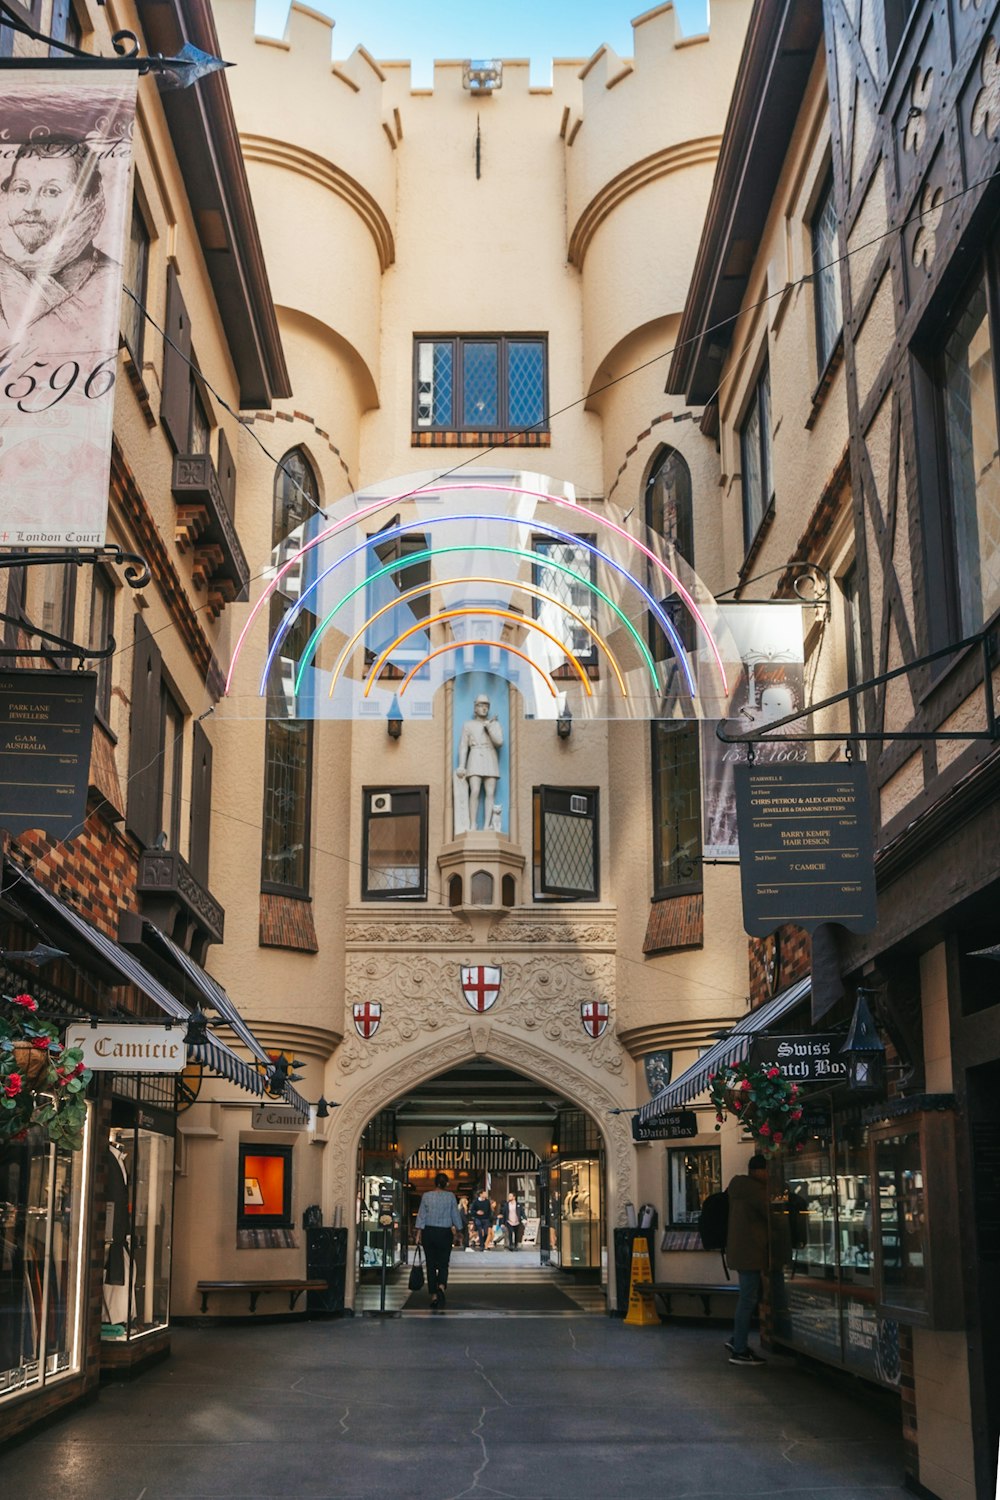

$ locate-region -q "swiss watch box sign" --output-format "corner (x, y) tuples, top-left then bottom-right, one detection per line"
(0, 670), (97, 837)
(734, 761), (877, 936)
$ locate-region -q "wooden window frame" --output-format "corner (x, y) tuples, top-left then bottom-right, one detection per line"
(121, 196), (150, 366)
(412, 334), (549, 433)
(739, 360), (775, 556)
(361, 786), (429, 902)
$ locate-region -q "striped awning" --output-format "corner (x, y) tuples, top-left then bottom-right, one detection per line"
(2, 867), (285, 1104)
(636, 976), (812, 1121)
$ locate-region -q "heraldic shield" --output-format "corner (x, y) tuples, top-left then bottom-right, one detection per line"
(581, 1001), (609, 1039)
(353, 1001), (381, 1039)
(461, 965), (501, 1012)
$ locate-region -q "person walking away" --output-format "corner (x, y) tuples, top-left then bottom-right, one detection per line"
(470, 1187), (491, 1250)
(503, 1192), (523, 1250)
(457, 1195), (471, 1251)
(726, 1153), (770, 1366)
(414, 1172), (464, 1310)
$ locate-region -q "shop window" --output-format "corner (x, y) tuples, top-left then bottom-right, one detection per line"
(414, 335), (547, 432)
(651, 722), (702, 897)
(667, 1147), (721, 1229)
(740, 361), (774, 552)
(362, 787), (428, 900)
(811, 174), (843, 373)
(102, 1089), (175, 1344)
(261, 449), (319, 896)
(533, 786), (599, 900)
(239, 1144), (292, 1229)
(121, 197), (149, 364)
(0, 1122), (88, 1403)
(532, 536), (597, 665)
(928, 265), (1000, 638)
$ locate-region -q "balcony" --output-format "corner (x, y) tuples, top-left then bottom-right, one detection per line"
(172, 452), (250, 617)
(136, 848), (225, 961)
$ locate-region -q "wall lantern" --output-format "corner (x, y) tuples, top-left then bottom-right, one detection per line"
(840, 989), (885, 1093)
(386, 695), (403, 740)
(556, 705), (573, 740)
(462, 59), (503, 93)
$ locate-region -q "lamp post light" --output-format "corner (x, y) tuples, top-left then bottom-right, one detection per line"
(840, 989), (886, 1093)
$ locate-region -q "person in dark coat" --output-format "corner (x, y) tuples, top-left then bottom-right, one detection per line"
(726, 1153), (770, 1366)
(470, 1188), (491, 1250)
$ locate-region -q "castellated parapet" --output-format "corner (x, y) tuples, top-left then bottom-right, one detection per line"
(214, 0), (750, 415)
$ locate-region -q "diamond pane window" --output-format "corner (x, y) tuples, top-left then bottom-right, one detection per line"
(363, 788), (428, 900)
(534, 787), (599, 900)
(413, 336), (547, 431)
(652, 721), (702, 896)
(532, 537), (597, 662)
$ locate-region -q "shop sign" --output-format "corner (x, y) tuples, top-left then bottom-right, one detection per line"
(251, 1106), (309, 1131)
(521, 1217), (540, 1248)
(378, 1188), (395, 1227)
(64, 1021), (186, 1072)
(0, 71), (138, 547)
(734, 761), (877, 935)
(0, 669), (97, 837)
(749, 1034), (847, 1083)
(631, 1110), (699, 1142)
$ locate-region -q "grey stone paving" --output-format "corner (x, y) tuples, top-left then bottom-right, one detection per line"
(0, 1318), (906, 1500)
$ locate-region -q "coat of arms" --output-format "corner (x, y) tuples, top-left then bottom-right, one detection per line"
(581, 1000), (609, 1039)
(460, 965), (501, 1012)
(353, 1001), (381, 1039)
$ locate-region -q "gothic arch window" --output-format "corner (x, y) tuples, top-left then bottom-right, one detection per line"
(644, 446), (694, 565)
(261, 450), (320, 897)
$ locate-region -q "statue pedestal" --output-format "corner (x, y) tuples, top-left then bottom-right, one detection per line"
(438, 834), (526, 920)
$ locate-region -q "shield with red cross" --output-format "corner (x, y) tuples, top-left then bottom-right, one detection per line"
(460, 965), (501, 1012)
(580, 1001), (609, 1039)
(353, 1001), (381, 1039)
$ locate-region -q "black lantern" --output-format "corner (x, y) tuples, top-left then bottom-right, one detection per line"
(840, 990), (885, 1092)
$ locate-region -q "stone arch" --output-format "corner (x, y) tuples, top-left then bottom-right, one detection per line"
(326, 1024), (636, 1308)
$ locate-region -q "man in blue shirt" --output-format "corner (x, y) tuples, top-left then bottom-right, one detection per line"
(414, 1173), (465, 1309)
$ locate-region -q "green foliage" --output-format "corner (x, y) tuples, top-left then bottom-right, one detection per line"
(0, 994), (91, 1154)
(708, 1057), (808, 1157)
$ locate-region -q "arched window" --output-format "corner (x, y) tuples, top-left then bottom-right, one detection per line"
(261, 450), (320, 897)
(644, 447), (694, 564)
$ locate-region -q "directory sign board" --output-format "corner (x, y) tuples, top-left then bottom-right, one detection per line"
(0, 669), (96, 836)
(735, 761), (876, 935)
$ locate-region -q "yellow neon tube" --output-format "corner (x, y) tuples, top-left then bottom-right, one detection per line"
(363, 608), (593, 697)
(398, 640), (559, 699)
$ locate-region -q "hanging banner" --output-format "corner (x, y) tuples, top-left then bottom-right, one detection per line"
(0, 71), (138, 548)
(734, 761), (877, 935)
(702, 603), (808, 859)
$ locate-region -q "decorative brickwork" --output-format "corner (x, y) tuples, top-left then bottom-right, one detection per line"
(642, 893), (704, 954)
(606, 409), (697, 504)
(247, 409), (354, 489)
(748, 923), (810, 1007)
(259, 892), (320, 952)
(11, 820), (138, 943)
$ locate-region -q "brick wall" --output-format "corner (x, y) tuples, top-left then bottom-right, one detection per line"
(748, 923), (811, 1008)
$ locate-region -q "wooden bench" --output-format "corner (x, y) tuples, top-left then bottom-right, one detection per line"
(196, 1279), (328, 1315)
(635, 1281), (738, 1318)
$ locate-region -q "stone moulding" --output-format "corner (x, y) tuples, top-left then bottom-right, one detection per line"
(567, 136), (722, 267)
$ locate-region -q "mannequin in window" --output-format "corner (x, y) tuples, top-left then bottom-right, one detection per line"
(102, 1140), (134, 1330)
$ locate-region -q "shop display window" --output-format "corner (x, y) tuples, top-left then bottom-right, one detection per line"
(358, 1172), (402, 1268)
(667, 1147), (721, 1228)
(103, 1107), (175, 1343)
(557, 1158), (602, 1268)
(0, 1118), (89, 1401)
(238, 1144), (292, 1230)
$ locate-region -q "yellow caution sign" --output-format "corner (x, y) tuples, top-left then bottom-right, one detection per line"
(623, 1235), (659, 1326)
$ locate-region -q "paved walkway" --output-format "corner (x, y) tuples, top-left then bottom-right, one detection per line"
(2, 1318), (906, 1500)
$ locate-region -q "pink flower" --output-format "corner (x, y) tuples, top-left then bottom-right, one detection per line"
(766, 1067), (780, 1079)
(732, 1100), (742, 1111)
(741, 1079), (751, 1091)
(790, 1084), (799, 1097)
(12, 993), (37, 1011)
(4, 1073), (23, 1098)
(715, 1113), (724, 1123)
(758, 1122), (772, 1136)
(708, 1072), (716, 1082)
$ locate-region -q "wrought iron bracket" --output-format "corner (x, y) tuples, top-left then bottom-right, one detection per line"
(715, 561), (831, 617)
(0, 3), (222, 77)
(0, 545), (149, 662)
(716, 626), (999, 746)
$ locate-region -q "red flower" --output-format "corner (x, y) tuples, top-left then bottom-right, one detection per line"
(790, 1109), (803, 1121)
(773, 1132), (783, 1144)
(715, 1113), (724, 1124)
(732, 1100), (742, 1111)
(708, 1072), (716, 1081)
(740, 1079), (751, 1091)
(4, 1073), (23, 1098)
(790, 1084), (799, 1097)
(758, 1122), (772, 1136)
(12, 993), (37, 1011)
(766, 1067), (780, 1079)
(30, 1037), (50, 1050)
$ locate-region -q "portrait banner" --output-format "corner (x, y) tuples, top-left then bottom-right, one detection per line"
(0, 71), (138, 549)
(702, 603), (808, 860)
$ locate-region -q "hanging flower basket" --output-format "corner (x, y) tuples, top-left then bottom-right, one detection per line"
(708, 1057), (808, 1158)
(0, 994), (92, 1153)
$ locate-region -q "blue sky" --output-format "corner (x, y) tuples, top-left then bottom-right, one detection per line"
(253, 1), (711, 86)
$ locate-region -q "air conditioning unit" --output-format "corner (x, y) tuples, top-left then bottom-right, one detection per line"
(569, 794), (588, 815)
(370, 793), (393, 815)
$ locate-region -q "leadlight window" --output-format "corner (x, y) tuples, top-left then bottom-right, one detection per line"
(533, 787), (599, 901)
(261, 449), (319, 896)
(651, 722), (702, 897)
(414, 336), (547, 432)
(362, 788), (428, 900)
(121, 199), (149, 364)
(938, 272), (1000, 636)
(532, 537), (597, 664)
(812, 175), (843, 372)
(645, 446), (695, 655)
(740, 362), (774, 551)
